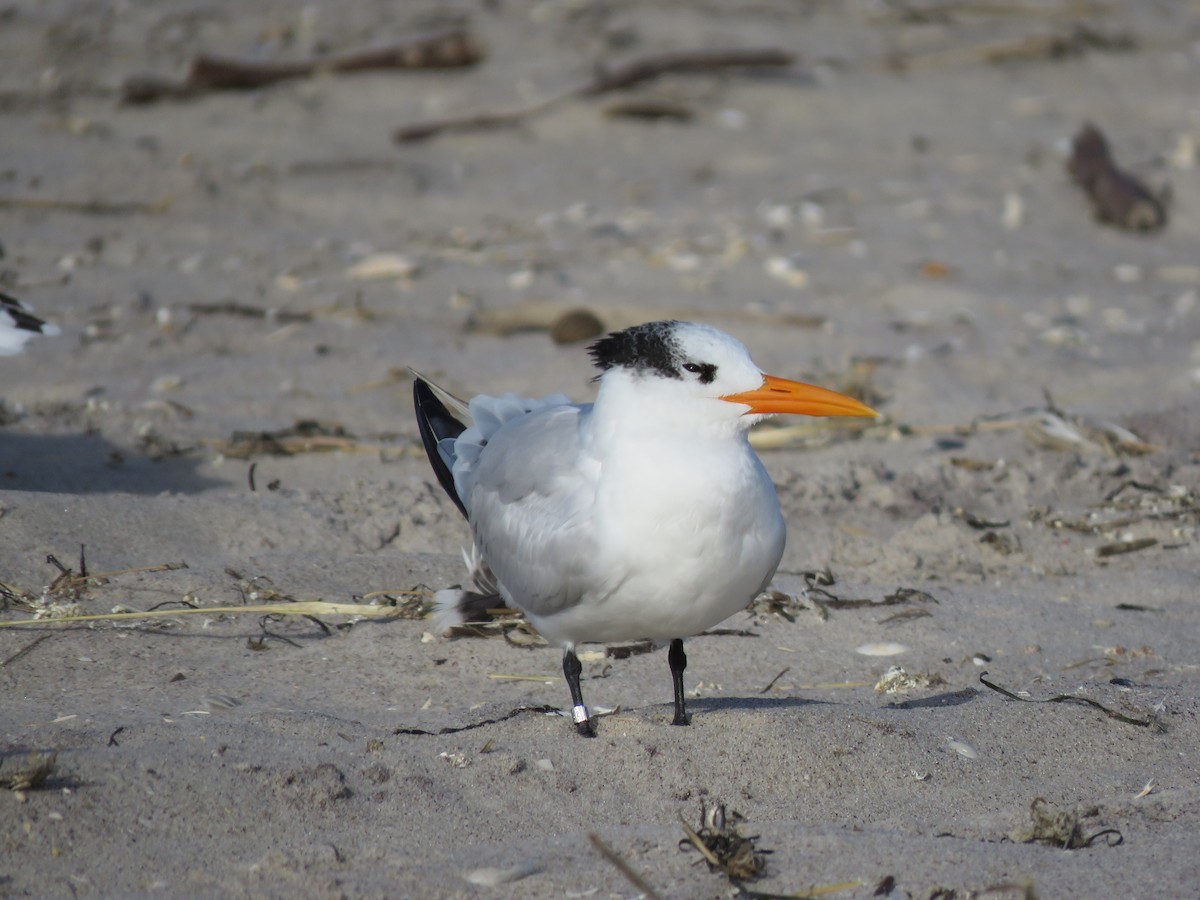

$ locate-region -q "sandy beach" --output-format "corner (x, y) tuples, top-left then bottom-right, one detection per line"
(2, 1), (1198, 897)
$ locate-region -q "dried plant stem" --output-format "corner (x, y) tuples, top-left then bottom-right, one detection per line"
(0, 600), (407, 629)
(587, 833), (664, 900)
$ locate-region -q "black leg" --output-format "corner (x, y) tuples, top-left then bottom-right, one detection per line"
(563, 646), (595, 737)
(669, 638), (690, 726)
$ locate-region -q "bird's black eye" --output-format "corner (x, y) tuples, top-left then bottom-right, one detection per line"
(681, 362), (717, 384)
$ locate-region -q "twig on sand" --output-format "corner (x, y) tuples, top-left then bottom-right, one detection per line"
(394, 46), (795, 143)
(0, 634), (54, 668)
(889, 24), (1135, 71)
(588, 833), (664, 900)
(759, 667), (791, 694)
(0, 196), (169, 215)
(0, 599), (413, 629)
(122, 27), (483, 104)
(187, 301), (313, 324)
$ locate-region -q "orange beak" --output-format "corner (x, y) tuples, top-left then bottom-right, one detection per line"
(721, 374), (878, 418)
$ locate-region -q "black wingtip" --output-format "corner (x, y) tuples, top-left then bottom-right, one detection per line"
(413, 378), (469, 519)
(1, 291), (51, 334)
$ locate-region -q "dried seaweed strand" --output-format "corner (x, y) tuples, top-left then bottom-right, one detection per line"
(250, 615), (302, 648)
(394, 704), (559, 736)
(1082, 827), (1125, 847)
(678, 803), (769, 881)
(979, 672), (1154, 727)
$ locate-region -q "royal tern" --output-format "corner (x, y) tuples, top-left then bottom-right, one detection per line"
(414, 320), (876, 735)
(1, 292), (59, 356)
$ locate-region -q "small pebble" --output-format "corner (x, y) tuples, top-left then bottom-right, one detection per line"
(1113, 264), (1142, 284)
(765, 256), (809, 289)
(507, 269), (535, 290)
(551, 309), (605, 344)
(346, 253), (417, 281)
(1001, 192), (1024, 230)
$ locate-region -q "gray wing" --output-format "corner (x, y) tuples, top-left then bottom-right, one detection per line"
(460, 402), (607, 617)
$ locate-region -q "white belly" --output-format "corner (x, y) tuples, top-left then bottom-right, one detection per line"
(523, 438), (785, 645)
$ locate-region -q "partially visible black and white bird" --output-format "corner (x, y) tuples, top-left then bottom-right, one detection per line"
(1, 292), (59, 356)
(413, 320), (877, 736)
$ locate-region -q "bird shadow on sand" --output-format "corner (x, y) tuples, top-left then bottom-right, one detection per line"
(0, 432), (223, 494)
(881, 688), (980, 711)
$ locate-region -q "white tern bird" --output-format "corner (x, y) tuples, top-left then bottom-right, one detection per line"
(414, 320), (877, 736)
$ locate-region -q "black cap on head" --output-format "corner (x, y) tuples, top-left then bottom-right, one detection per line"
(586, 320), (683, 381)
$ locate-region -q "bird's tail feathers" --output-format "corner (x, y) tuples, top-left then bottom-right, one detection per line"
(408, 369), (472, 422)
(413, 374), (470, 518)
(432, 545), (506, 633)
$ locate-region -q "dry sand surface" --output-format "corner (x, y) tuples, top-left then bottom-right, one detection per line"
(2, 1), (1199, 898)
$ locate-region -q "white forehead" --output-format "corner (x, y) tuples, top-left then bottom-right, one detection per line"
(674, 322), (762, 377)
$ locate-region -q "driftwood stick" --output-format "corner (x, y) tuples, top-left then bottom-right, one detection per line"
(578, 47), (795, 95)
(122, 27), (483, 104)
(394, 46), (796, 143)
(0, 195), (168, 215)
(394, 98), (568, 143)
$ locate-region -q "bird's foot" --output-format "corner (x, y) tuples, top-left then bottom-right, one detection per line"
(572, 704), (596, 737)
(671, 712), (691, 727)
